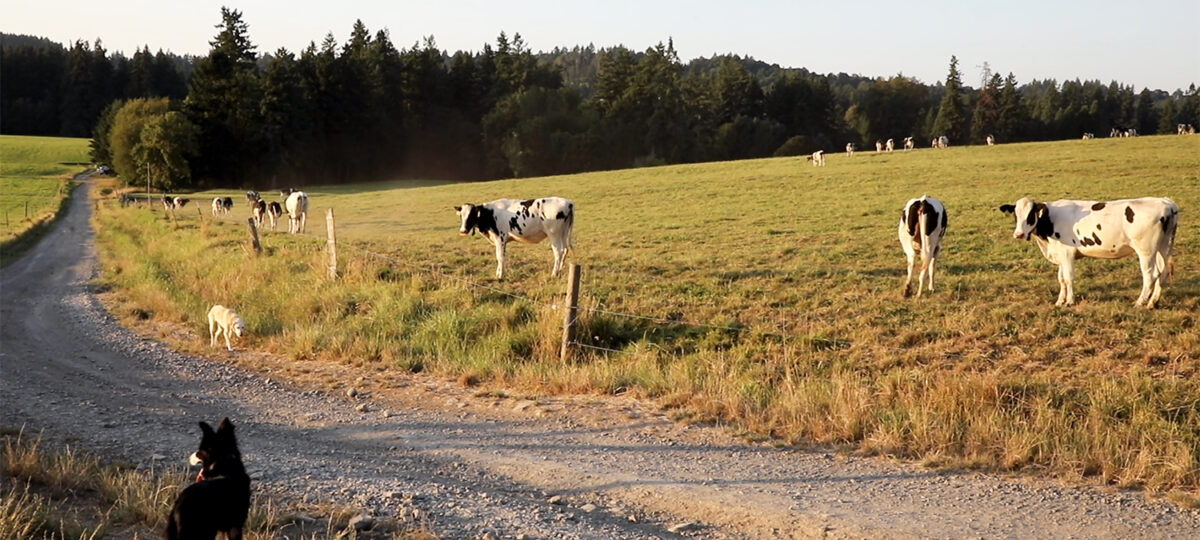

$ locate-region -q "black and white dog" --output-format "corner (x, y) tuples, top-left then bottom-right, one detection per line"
(167, 418), (251, 540)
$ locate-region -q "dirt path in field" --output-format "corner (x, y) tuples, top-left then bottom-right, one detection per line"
(2, 177), (1198, 539)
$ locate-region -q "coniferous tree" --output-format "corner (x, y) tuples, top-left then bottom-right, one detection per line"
(995, 73), (1025, 141)
(1135, 88), (1157, 134)
(184, 7), (263, 186)
(970, 73), (1002, 143)
(931, 56), (967, 143)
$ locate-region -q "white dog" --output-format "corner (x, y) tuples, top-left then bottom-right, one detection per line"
(207, 305), (246, 351)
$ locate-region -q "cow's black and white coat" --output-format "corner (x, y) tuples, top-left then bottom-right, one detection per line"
(999, 197), (1179, 307)
(162, 195), (189, 212)
(455, 197), (575, 280)
(898, 196), (948, 297)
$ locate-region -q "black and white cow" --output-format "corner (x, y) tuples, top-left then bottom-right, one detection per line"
(252, 199), (267, 227)
(211, 196), (233, 216)
(162, 195), (189, 212)
(454, 197), (575, 280)
(999, 197), (1179, 307)
(898, 196), (948, 298)
(267, 201), (283, 231)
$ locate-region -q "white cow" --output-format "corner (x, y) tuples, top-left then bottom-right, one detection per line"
(999, 197), (1179, 307)
(845, 142), (856, 156)
(455, 197), (575, 280)
(903, 137), (914, 151)
(986, 134), (995, 146)
(875, 140), (884, 152)
(811, 150), (825, 167)
(898, 196), (948, 298)
(937, 135), (949, 148)
(285, 191), (309, 234)
(886, 138), (895, 152)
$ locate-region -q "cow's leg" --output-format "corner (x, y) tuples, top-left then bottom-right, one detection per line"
(494, 238), (507, 280)
(1148, 251), (1169, 307)
(1135, 252), (1159, 307)
(1059, 259), (1076, 306)
(926, 256), (937, 292)
(903, 253), (916, 297)
(551, 238), (567, 277)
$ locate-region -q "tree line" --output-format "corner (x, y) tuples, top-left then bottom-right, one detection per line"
(3, 11), (1198, 191)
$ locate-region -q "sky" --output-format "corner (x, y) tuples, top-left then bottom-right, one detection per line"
(4, 0), (1198, 92)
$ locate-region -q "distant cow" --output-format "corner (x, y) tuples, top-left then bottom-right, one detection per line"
(285, 191), (309, 234)
(903, 137), (914, 151)
(886, 138), (895, 152)
(810, 150), (825, 166)
(1082, 132), (1095, 140)
(875, 140), (884, 152)
(211, 197), (233, 216)
(937, 136), (949, 149)
(845, 142), (856, 156)
(986, 134), (995, 146)
(252, 199), (267, 227)
(162, 195), (189, 212)
(454, 197), (575, 280)
(267, 201), (283, 231)
(999, 197), (1179, 307)
(245, 190), (261, 204)
(898, 196), (948, 298)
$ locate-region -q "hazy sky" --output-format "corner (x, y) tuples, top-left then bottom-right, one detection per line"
(4, 0), (1198, 91)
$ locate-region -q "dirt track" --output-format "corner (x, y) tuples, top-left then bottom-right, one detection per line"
(2, 178), (1198, 539)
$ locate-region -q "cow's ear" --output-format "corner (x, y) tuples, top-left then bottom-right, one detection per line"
(998, 204), (1015, 214)
(453, 206), (461, 212)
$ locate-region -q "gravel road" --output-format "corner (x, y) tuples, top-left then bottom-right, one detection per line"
(2, 178), (1198, 539)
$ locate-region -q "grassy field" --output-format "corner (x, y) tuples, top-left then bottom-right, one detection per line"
(94, 135), (1200, 494)
(0, 135), (91, 267)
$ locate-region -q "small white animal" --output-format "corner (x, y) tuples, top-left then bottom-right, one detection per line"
(207, 305), (246, 351)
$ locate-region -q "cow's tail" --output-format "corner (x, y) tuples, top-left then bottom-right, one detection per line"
(566, 204), (576, 257)
(1159, 201), (1179, 284)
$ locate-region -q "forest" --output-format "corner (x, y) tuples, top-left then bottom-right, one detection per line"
(2, 8), (1198, 189)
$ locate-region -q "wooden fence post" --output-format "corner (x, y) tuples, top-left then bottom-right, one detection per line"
(325, 208), (337, 279)
(247, 218), (262, 255)
(25, 201), (29, 220)
(560, 264), (582, 363)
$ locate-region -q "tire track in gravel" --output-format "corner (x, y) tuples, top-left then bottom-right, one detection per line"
(2, 178), (1198, 539)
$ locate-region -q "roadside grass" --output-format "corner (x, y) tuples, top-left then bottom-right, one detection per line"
(0, 427), (431, 539)
(93, 135), (1200, 493)
(0, 135), (90, 267)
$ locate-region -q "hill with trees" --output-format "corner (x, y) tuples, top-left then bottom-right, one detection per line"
(2, 10), (1197, 190)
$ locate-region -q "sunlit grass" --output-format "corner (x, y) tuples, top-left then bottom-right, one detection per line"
(0, 135), (90, 266)
(96, 135), (1200, 491)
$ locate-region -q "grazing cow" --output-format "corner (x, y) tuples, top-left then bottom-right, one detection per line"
(1110, 127), (1121, 138)
(251, 200), (267, 227)
(903, 137), (914, 151)
(986, 134), (995, 146)
(454, 197), (575, 280)
(875, 140), (883, 152)
(211, 197), (233, 216)
(1082, 132), (1095, 140)
(937, 135), (949, 149)
(999, 197), (1179, 307)
(266, 201), (283, 231)
(886, 138), (895, 152)
(898, 196), (948, 298)
(810, 150), (825, 167)
(845, 142), (856, 156)
(285, 191), (309, 234)
(245, 191), (260, 204)
(162, 195), (189, 212)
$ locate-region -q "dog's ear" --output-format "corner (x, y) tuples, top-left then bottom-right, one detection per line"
(199, 421), (215, 435)
(217, 418), (235, 434)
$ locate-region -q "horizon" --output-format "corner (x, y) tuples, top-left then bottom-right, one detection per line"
(2, 0), (1198, 92)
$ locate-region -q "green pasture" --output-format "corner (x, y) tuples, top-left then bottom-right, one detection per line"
(99, 134), (1200, 492)
(0, 135), (91, 266)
